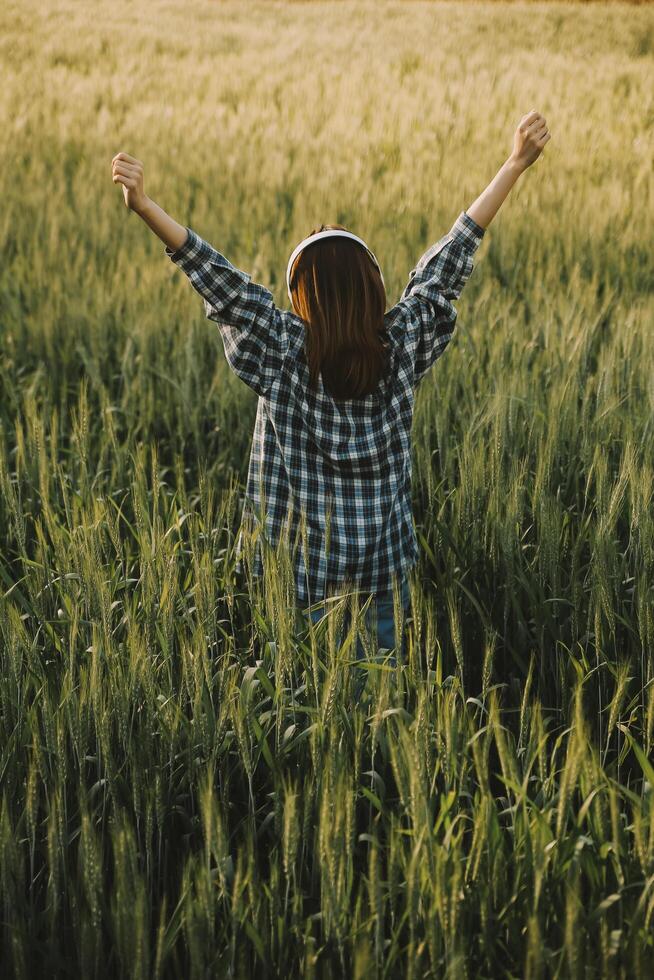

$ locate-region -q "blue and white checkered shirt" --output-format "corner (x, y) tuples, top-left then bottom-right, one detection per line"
(165, 210), (485, 606)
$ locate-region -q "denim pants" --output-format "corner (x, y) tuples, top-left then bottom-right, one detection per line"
(302, 576), (410, 668)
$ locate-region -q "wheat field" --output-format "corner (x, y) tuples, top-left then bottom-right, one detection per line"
(1, 0), (654, 977)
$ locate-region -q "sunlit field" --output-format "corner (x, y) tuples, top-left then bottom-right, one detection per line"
(1, 0), (654, 976)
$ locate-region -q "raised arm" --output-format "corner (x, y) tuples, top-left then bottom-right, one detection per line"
(111, 152), (188, 250)
(466, 109), (551, 229)
(393, 109), (551, 385)
(111, 152), (289, 397)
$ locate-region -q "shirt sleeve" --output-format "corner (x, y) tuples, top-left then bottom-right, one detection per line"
(394, 210), (485, 385)
(165, 228), (289, 397)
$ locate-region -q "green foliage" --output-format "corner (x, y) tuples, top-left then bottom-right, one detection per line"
(1, 0), (653, 976)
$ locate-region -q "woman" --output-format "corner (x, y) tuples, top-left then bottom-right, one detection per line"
(111, 110), (550, 668)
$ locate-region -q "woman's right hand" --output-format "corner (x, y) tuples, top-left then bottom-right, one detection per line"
(510, 110), (551, 171)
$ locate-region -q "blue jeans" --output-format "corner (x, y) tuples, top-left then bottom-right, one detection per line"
(302, 576), (410, 668)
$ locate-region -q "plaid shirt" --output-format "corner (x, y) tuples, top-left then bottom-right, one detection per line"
(165, 210), (485, 606)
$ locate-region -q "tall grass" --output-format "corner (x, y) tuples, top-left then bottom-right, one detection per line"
(1, 0), (653, 976)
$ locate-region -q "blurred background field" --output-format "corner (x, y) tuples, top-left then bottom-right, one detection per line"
(1, 1), (654, 977)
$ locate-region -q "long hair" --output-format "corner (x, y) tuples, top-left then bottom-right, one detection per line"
(288, 223), (388, 400)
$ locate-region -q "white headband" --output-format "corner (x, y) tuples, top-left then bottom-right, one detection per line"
(286, 229), (384, 302)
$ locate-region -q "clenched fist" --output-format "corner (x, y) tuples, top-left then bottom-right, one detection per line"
(111, 152), (148, 213)
(510, 110), (551, 171)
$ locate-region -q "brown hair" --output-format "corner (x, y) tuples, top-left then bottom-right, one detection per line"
(289, 223), (388, 400)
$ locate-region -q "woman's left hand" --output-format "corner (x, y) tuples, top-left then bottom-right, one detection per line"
(111, 152), (148, 214)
